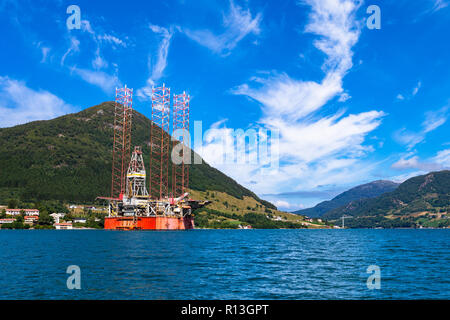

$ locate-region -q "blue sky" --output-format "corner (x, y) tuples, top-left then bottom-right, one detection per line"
(0, 0), (449, 210)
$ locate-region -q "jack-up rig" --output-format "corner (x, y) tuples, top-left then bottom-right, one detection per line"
(98, 84), (210, 230)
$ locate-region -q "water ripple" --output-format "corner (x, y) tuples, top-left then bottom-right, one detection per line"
(0, 229), (448, 299)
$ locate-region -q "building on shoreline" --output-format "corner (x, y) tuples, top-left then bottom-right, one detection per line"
(5, 209), (39, 216)
(24, 216), (39, 225)
(54, 222), (73, 230)
(50, 213), (65, 224)
(0, 218), (15, 224)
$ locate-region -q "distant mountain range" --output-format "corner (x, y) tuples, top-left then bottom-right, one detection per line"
(295, 171), (450, 228)
(323, 170), (449, 219)
(294, 180), (400, 218)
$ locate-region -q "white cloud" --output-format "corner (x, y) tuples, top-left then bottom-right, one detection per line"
(423, 106), (448, 133)
(201, 0), (385, 194)
(397, 81), (422, 100)
(232, 73), (344, 121)
(72, 68), (121, 93)
(394, 106), (448, 149)
(391, 156), (438, 171)
(390, 170), (427, 183)
(97, 34), (127, 48)
(137, 24), (173, 99)
(433, 149), (450, 167)
(0, 76), (75, 128)
(391, 149), (450, 172)
(181, 0), (262, 56)
(412, 81), (422, 96)
(81, 19), (95, 36)
(59, 19), (126, 92)
(393, 128), (425, 149)
(40, 47), (50, 63)
(431, 0), (448, 12)
(92, 48), (108, 70)
(61, 37), (80, 66)
(205, 0), (384, 195)
(36, 42), (50, 63)
(338, 92), (351, 102)
(267, 110), (385, 163)
(302, 0), (360, 75)
(274, 200), (291, 209)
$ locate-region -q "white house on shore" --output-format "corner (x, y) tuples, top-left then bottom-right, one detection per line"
(0, 218), (15, 224)
(24, 216), (39, 224)
(54, 222), (73, 230)
(6, 209), (39, 216)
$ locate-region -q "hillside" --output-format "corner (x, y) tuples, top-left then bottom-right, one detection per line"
(294, 180), (399, 218)
(0, 101), (274, 209)
(188, 189), (330, 229)
(323, 171), (450, 228)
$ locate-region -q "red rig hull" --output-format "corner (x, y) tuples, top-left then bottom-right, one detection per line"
(104, 216), (194, 230)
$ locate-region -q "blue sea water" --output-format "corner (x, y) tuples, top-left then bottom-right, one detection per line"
(0, 229), (448, 300)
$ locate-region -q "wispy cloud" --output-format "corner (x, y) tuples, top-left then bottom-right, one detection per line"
(60, 19), (127, 92)
(92, 48), (108, 70)
(137, 24), (173, 99)
(80, 20), (127, 48)
(0, 76), (75, 128)
(423, 106), (448, 132)
(97, 34), (127, 48)
(394, 106), (448, 149)
(200, 0), (385, 196)
(412, 81), (422, 96)
(61, 37), (80, 66)
(396, 81), (422, 101)
(391, 155), (441, 171)
(71, 67), (121, 93)
(430, 0), (449, 12)
(391, 148), (450, 172)
(181, 0), (262, 56)
(35, 42), (51, 63)
(415, 0), (449, 20)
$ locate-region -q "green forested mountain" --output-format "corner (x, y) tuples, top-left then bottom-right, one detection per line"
(0, 101), (275, 208)
(294, 180), (399, 218)
(323, 171), (450, 228)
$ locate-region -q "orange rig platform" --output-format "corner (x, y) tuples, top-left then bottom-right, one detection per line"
(104, 215), (194, 231)
(102, 193), (209, 231)
(99, 146), (210, 231)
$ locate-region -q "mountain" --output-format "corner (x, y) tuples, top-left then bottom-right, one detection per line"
(323, 171), (450, 228)
(0, 101), (275, 209)
(294, 180), (399, 218)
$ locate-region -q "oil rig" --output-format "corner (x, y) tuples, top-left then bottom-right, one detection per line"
(99, 84), (210, 230)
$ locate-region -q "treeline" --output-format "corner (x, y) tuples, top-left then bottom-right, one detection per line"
(342, 216), (450, 229)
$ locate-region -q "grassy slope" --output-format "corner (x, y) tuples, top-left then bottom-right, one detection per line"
(189, 189), (329, 229)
